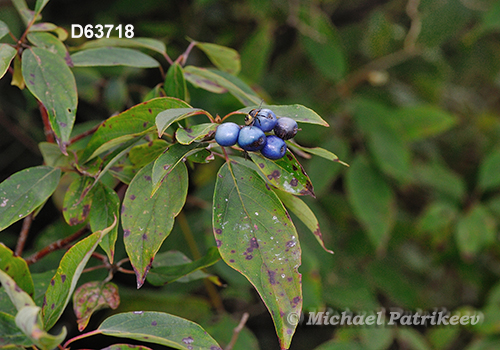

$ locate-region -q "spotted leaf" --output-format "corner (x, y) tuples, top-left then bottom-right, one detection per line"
(175, 123), (217, 145)
(42, 218), (116, 330)
(249, 151), (315, 197)
(213, 161), (302, 349)
(95, 311), (222, 350)
(122, 162), (188, 288)
(0, 243), (34, 297)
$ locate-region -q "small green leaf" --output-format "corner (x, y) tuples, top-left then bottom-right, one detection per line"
(165, 62), (187, 100)
(240, 22), (274, 82)
(89, 183), (120, 263)
(346, 156), (395, 251)
(249, 151), (315, 197)
(184, 66), (261, 106)
(73, 281), (120, 331)
(151, 143), (203, 197)
(0, 312), (32, 347)
(288, 141), (349, 166)
(97, 311), (222, 350)
(28, 23), (68, 41)
(34, 0), (50, 16)
(22, 47), (77, 153)
(238, 104), (329, 126)
(156, 107), (203, 137)
(478, 148), (500, 192)
(12, 0), (34, 25)
(0, 44), (16, 80)
(0, 20), (9, 40)
(62, 175), (93, 226)
(176, 123), (217, 145)
(79, 37), (167, 55)
(299, 6), (346, 82)
(455, 204), (496, 258)
(82, 97), (190, 161)
(195, 42), (241, 75)
(275, 190), (332, 254)
(0, 166), (61, 231)
(122, 162), (188, 288)
(16, 306), (67, 350)
(0, 243), (34, 297)
(42, 218), (116, 330)
(392, 105), (458, 142)
(396, 328), (432, 350)
(71, 48), (159, 68)
(38, 142), (71, 168)
(417, 201), (458, 245)
(147, 247), (221, 286)
(0, 269), (35, 311)
(412, 160), (466, 201)
(213, 161), (301, 349)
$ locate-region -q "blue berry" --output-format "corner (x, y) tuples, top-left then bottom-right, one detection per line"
(215, 122), (240, 146)
(274, 117), (298, 140)
(260, 135), (287, 160)
(238, 126), (267, 151)
(252, 109), (277, 132)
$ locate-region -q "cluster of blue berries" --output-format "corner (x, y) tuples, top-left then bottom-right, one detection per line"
(215, 109), (298, 160)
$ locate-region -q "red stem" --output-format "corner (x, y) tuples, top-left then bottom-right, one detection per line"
(37, 100), (55, 143)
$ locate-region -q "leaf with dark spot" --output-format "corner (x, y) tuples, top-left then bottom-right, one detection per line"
(213, 161), (301, 349)
(176, 123), (217, 145)
(95, 311), (222, 349)
(0, 243), (34, 297)
(249, 151), (315, 197)
(238, 104), (329, 126)
(22, 47), (77, 154)
(62, 175), (93, 226)
(42, 218), (116, 330)
(73, 281), (120, 331)
(122, 162), (188, 288)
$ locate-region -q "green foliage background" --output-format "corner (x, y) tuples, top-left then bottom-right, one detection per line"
(2, 0), (500, 349)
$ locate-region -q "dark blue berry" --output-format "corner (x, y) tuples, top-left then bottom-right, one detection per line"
(215, 122), (240, 146)
(238, 126), (267, 151)
(274, 117), (298, 140)
(253, 109), (277, 132)
(260, 135), (287, 160)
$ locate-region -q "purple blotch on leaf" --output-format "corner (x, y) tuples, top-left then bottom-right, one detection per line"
(182, 337), (194, 344)
(151, 321), (157, 326)
(215, 239), (222, 247)
(124, 229), (131, 237)
(61, 274), (66, 283)
(130, 195), (136, 200)
(246, 255), (253, 260)
(268, 270), (277, 284)
(142, 233), (148, 240)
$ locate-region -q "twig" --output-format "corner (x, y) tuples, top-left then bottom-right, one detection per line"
(25, 226), (88, 265)
(15, 213), (33, 256)
(404, 0), (422, 52)
(225, 312), (250, 350)
(68, 123), (100, 145)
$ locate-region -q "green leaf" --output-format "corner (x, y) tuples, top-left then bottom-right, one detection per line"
(213, 161), (301, 349)
(122, 162), (188, 288)
(396, 328), (432, 350)
(38, 142), (71, 168)
(345, 156), (395, 251)
(412, 161), (466, 201)
(89, 183), (120, 263)
(129, 140), (169, 167)
(34, 0), (50, 16)
(184, 66), (261, 106)
(28, 23), (68, 41)
(417, 201), (458, 245)
(455, 204), (496, 258)
(176, 123), (217, 145)
(0, 20), (9, 40)
(165, 62), (187, 100)
(0, 44), (16, 80)
(147, 247), (221, 286)
(71, 48), (159, 68)
(12, 0), (34, 25)
(0, 269), (35, 311)
(151, 143), (203, 196)
(96, 311), (222, 350)
(22, 47), (77, 154)
(16, 306), (66, 350)
(478, 148), (500, 192)
(78, 37), (167, 55)
(240, 22), (274, 82)
(288, 141), (349, 166)
(0, 166), (61, 231)
(0, 243), (34, 297)
(275, 190), (332, 254)
(238, 104), (329, 127)
(195, 42), (241, 75)
(0, 312), (32, 347)
(82, 97), (190, 161)
(41, 219), (116, 330)
(299, 6), (346, 82)
(73, 281), (120, 331)
(156, 107), (203, 137)
(249, 151), (315, 197)
(392, 105), (458, 142)
(62, 175), (93, 226)
(363, 10), (395, 58)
